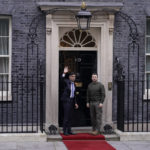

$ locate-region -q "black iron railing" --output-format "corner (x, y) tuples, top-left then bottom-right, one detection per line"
(0, 75), (45, 133)
(117, 78), (150, 132)
(114, 12), (147, 132)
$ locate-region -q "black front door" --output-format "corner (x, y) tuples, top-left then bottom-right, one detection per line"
(59, 51), (97, 126)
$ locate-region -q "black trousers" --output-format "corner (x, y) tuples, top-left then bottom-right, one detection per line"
(63, 99), (74, 133)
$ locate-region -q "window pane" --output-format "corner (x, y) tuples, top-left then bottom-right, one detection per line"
(0, 58), (9, 73)
(147, 73), (150, 80)
(146, 73), (150, 89)
(0, 37), (9, 55)
(146, 56), (150, 71)
(0, 19), (9, 36)
(0, 75), (9, 91)
(60, 29), (96, 47)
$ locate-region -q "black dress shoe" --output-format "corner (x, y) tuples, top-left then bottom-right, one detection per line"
(68, 132), (76, 135)
(64, 132), (69, 136)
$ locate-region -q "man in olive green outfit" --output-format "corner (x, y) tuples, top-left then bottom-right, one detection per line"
(86, 73), (105, 135)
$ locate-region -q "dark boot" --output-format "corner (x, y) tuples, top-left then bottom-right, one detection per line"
(63, 128), (69, 136)
(68, 128), (76, 135)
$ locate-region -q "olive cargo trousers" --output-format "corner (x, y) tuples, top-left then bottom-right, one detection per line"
(90, 101), (102, 132)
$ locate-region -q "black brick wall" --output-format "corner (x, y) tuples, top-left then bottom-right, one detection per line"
(113, 0), (149, 122)
(0, 0), (149, 127)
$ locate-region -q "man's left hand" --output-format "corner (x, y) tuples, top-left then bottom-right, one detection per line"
(99, 103), (103, 108)
(75, 103), (79, 109)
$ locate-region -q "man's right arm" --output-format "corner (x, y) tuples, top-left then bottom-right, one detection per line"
(60, 66), (69, 84)
(60, 67), (69, 92)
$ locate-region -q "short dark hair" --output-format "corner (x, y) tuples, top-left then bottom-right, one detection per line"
(69, 72), (76, 76)
(92, 73), (98, 76)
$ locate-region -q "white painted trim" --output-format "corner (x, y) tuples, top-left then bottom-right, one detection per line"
(59, 47), (97, 51)
(38, 1), (123, 12)
(45, 13), (114, 129)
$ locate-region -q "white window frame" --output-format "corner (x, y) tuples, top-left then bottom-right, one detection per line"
(0, 16), (12, 101)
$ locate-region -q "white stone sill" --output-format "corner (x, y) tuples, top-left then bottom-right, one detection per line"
(0, 133), (47, 142)
(115, 129), (150, 141)
(0, 92), (12, 101)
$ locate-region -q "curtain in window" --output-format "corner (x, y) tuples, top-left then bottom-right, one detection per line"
(0, 75), (8, 91)
(0, 37), (9, 55)
(0, 19), (9, 55)
(0, 58), (9, 73)
(0, 58), (9, 90)
(0, 19), (9, 91)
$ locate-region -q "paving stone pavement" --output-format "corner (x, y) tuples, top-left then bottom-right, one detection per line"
(0, 141), (150, 150)
(108, 141), (150, 150)
(0, 141), (67, 150)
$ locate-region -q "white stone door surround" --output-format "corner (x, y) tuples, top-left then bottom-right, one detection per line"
(38, 2), (123, 130)
(45, 14), (114, 130)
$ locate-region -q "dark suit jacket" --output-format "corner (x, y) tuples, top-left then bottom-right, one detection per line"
(60, 74), (77, 103)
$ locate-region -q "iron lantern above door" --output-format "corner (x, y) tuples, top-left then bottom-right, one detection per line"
(76, 2), (92, 30)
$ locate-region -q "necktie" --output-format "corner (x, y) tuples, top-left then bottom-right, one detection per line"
(71, 83), (74, 98)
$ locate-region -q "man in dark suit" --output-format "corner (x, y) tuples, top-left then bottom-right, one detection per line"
(60, 66), (79, 136)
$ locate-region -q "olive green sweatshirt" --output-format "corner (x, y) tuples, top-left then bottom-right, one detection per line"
(87, 81), (105, 104)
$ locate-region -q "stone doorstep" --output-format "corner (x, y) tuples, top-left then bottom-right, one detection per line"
(47, 134), (62, 142)
(0, 133), (47, 142)
(115, 129), (150, 141)
(47, 134), (120, 142)
(47, 127), (120, 141)
(104, 134), (120, 141)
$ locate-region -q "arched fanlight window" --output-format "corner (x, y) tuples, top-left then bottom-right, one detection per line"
(60, 29), (96, 47)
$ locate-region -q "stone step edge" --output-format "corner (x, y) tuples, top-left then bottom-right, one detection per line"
(47, 134), (120, 141)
